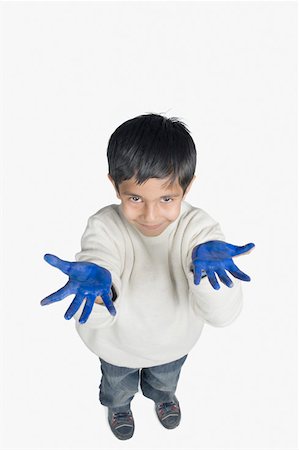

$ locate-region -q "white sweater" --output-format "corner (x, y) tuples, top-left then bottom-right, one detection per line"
(73, 200), (243, 368)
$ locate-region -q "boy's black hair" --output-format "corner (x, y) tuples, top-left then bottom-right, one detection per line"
(107, 112), (197, 195)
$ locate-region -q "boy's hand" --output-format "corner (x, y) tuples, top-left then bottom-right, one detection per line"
(40, 254), (116, 323)
(191, 240), (255, 290)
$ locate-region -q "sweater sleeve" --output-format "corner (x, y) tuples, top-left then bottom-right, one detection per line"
(72, 213), (123, 329)
(185, 216), (243, 327)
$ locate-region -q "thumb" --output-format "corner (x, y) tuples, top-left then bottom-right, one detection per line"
(233, 243), (255, 257)
(44, 254), (72, 275)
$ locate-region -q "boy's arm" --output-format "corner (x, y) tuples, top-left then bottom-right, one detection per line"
(185, 220), (244, 327)
(73, 214), (123, 326)
(187, 271), (243, 327)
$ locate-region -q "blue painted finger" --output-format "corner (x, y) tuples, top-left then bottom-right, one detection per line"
(215, 267), (234, 288)
(101, 291), (117, 316)
(231, 243), (255, 257)
(226, 260), (251, 281)
(40, 281), (74, 305)
(193, 262), (204, 285)
(206, 269), (220, 290)
(79, 295), (96, 324)
(64, 291), (86, 320)
(44, 254), (72, 275)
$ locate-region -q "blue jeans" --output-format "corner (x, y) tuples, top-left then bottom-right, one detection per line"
(99, 354), (188, 412)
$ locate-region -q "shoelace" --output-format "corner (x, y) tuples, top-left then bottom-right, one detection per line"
(112, 411), (133, 424)
(157, 401), (179, 415)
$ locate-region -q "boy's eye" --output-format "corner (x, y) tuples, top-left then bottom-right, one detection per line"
(129, 196), (173, 203)
(129, 196), (141, 202)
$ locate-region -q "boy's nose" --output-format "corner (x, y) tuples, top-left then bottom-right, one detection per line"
(142, 205), (159, 223)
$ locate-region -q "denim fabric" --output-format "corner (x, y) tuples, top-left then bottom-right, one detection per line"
(99, 354), (188, 412)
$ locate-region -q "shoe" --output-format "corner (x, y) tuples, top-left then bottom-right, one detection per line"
(155, 395), (181, 429)
(107, 408), (135, 440)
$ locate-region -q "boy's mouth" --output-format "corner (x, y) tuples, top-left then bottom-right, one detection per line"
(139, 223), (163, 230)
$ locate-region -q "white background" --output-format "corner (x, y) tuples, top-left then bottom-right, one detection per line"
(0, 1), (297, 449)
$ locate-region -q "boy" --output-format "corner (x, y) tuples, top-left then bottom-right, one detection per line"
(41, 113), (254, 440)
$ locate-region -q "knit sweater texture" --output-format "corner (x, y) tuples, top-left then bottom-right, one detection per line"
(73, 200), (243, 368)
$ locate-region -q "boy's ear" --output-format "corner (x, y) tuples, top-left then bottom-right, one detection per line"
(107, 174), (121, 199)
(182, 175), (196, 200)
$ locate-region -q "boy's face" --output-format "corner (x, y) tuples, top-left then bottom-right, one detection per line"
(108, 174), (196, 236)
